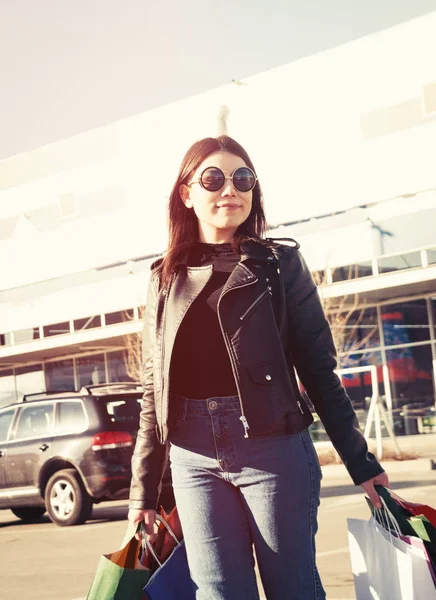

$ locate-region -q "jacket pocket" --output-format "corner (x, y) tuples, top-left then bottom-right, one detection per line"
(247, 359), (277, 386)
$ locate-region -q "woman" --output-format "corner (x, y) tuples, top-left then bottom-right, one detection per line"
(128, 135), (389, 599)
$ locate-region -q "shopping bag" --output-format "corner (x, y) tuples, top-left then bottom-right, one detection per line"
(372, 487), (436, 565)
(409, 515), (436, 563)
(348, 516), (436, 599)
(399, 533), (436, 586)
(86, 526), (150, 600)
(142, 514), (196, 599)
(386, 489), (436, 527)
(142, 505), (183, 570)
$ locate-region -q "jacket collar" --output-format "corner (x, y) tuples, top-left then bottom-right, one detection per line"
(173, 239), (276, 270)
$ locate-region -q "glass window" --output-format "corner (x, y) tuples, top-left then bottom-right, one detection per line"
(105, 309), (134, 326)
(77, 354), (106, 388)
(331, 262), (373, 283)
(427, 247), (436, 266)
(432, 298), (436, 336)
(337, 351), (383, 408)
(0, 333), (12, 346)
(15, 404), (54, 439)
(107, 350), (134, 383)
(377, 251), (422, 274)
(12, 327), (40, 344)
(43, 321), (70, 337)
(0, 370), (16, 408)
(0, 409), (16, 442)
(381, 299), (430, 345)
(74, 316), (101, 331)
(103, 397), (141, 427)
(45, 359), (75, 391)
(328, 306), (380, 355)
(15, 364), (45, 402)
(386, 343), (435, 435)
(56, 401), (87, 434)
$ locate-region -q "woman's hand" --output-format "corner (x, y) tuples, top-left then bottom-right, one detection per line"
(360, 472), (390, 508)
(128, 508), (157, 542)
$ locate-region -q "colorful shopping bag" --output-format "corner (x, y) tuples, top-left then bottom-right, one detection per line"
(142, 506), (183, 570)
(389, 492), (436, 527)
(142, 513), (195, 599)
(348, 516), (436, 599)
(86, 526), (150, 600)
(374, 486), (436, 565)
(143, 540), (196, 599)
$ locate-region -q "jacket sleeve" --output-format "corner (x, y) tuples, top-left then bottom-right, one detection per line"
(129, 273), (169, 509)
(282, 247), (385, 485)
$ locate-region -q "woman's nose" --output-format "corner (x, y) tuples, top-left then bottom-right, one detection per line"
(221, 180), (236, 196)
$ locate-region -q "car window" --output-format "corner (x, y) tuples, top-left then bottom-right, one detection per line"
(15, 404), (54, 440)
(0, 409), (16, 443)
(56, 401), (87, 433)
(104, 397), (141, 426)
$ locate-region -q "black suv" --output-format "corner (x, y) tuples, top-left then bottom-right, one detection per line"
(0, 383), (174, 526)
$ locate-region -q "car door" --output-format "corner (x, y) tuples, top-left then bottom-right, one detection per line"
(6, 402), (54, 506)
(0, 407), (17, 508)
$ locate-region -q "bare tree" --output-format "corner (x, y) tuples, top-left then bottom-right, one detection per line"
(313, 267), (378, 368)
(122, 307), (144, 382)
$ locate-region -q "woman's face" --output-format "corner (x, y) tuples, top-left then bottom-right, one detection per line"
(180, 152), (253, 243)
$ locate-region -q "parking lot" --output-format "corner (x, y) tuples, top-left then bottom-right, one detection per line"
(1, 457), (435, 600)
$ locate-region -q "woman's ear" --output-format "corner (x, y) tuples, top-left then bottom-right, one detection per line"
(179, 184), (193, 208)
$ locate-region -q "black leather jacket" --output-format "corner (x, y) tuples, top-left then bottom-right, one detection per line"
(129, 240), (384, 509)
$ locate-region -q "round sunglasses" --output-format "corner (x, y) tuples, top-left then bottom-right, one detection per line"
(188, 166), (257, 193)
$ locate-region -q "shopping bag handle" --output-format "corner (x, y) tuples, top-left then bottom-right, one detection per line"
(137, 514), (181, 567)
(373, 497), (402, 538)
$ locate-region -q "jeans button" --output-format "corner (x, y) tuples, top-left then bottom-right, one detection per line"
(209, 400), (218, 410)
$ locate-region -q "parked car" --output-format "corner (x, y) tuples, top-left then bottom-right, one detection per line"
(0, 382), (174, 526)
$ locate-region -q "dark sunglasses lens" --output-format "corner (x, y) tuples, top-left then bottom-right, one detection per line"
(201, 168), (225, 191)
(233, 167), (256, 192)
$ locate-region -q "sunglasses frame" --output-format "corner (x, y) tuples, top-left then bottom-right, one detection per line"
(188, 166), (258, 193)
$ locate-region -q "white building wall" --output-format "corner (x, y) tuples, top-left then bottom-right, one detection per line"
(1, 11), (436, 317)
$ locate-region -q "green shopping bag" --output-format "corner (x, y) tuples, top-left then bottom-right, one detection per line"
(409, 515), (436, 564)
(86, 524), (151, 600)
(372, 486), (436, 566)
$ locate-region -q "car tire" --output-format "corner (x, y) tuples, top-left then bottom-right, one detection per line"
(11, 506), (46, 522)
(44, 468), (93, 526)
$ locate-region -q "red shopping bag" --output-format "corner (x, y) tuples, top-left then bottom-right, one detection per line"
(142, 506), (182, 570)
(387, 489), (436, 527)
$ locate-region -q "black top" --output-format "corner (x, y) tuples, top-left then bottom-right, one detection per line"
(171, 243), (240, 399)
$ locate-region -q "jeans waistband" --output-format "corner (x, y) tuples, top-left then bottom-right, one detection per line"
(174, 394), (241, 417)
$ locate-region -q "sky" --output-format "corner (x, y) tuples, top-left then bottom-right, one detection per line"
(1, 0), (436, 160)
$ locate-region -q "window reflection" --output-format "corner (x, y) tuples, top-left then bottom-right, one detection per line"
(0, 370), (16, 408)
(15, 364), (45, 401)
(107, 350), (133, 383)
(77, 354), (106, 388)
(381, 299), (430, 345)
(45, 359), (75, 391)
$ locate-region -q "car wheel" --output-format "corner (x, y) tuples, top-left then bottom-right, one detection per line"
(11, 506), (46, 521)
(44, 468), (93, 526)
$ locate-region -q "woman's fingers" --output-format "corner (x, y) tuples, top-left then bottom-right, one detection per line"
(360, 472), (390, 509)
(128, 508), (157, 541)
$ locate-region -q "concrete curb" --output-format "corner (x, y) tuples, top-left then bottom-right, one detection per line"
(321, 457), (434, 480)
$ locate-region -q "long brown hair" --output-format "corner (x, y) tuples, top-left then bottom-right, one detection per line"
(159, 135), (267, 287)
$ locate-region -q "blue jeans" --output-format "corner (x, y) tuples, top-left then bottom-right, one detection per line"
(168, 395), (325, 600)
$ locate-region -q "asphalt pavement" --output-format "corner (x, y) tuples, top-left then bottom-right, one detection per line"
(1, 451), (435, 599)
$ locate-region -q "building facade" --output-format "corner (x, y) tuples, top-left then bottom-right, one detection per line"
(1, 12), (436, 436)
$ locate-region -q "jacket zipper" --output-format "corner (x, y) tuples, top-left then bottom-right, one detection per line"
(217, 279), (257, 438)
(297, 400), (304, 414)
(239, 287), (271, 321)
(159, 283), (171, 440)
